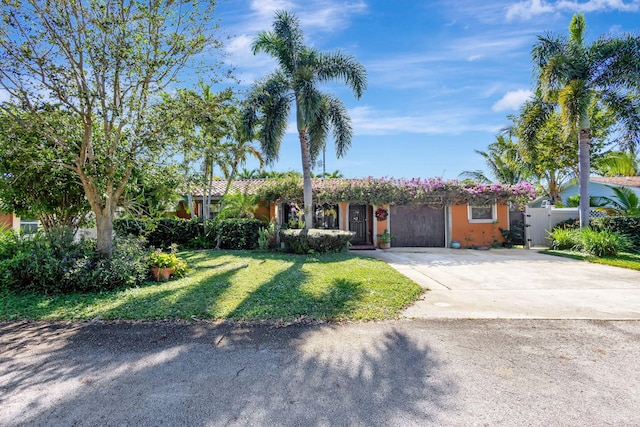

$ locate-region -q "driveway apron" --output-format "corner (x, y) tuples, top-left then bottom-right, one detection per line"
(358, 248), (640, 319)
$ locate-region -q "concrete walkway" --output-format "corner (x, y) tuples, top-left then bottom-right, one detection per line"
(356, 248), (640, 320)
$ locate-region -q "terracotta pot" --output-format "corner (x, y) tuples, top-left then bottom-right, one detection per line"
(150, 267), (175, 282)
(378, 241), (390, 249)
(160, 267), (175, 281)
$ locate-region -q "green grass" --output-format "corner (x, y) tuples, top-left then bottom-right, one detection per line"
(542, 249), (640, 271)
(0, 250), (424, 322)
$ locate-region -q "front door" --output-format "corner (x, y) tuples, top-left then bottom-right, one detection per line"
(349, 204), (368, 244)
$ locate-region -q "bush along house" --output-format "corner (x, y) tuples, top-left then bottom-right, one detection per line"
(186, 177), (536, 249)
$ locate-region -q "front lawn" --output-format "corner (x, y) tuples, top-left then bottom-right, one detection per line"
(0, 250), (423, 322)
(542, 250), (640, 271)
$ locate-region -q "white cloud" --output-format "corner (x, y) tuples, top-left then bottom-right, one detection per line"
(350, 106), (498, 136)
(506, 0), (640, 21)
(492, 89), (532, 112)
(222, 1), (367, 86)
(506, 0), (555, 21)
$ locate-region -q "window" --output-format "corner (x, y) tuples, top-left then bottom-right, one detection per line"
(314, 203), (339, 229)
(281, 202), (340, 229)
(468, 203), (496, 223)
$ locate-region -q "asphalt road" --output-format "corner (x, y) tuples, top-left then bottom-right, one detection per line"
(2, 319), (639, 426)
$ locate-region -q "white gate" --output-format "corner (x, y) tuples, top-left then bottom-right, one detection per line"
(524, 207), (579, 248)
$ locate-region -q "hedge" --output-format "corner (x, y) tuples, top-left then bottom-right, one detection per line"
(280, 229), (355, 254)
(216, 218), (265, 250)
(114, 218), (204, 248)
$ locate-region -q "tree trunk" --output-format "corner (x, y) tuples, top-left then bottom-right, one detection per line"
(299, 129), (314, 229)
(578, 129), (591, 227)
(187, 194), (195, 219)
(547, 173), (560, 205)
(95, 210), (114, 258)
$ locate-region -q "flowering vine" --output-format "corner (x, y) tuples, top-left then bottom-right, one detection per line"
(256, 176), (536, 208)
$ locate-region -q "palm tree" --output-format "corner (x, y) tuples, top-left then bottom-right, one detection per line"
(521, 13), (640, 226)
(237, 168), (262, 179)
(243, 10), (366, 228)
(600, 186), (640, 216)
(460, 134), (532, 184)
(595, 151), (639, 177)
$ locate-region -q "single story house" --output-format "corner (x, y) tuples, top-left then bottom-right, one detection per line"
(529, 176), (640, 208)
(185, 178), (535, 248)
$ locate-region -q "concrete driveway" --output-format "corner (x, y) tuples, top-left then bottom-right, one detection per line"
(359, 248), (640, 319)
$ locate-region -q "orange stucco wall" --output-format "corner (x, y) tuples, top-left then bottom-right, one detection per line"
(450, 204), (508, 247)
(255, 201), (271, 222)
(374, 205), (388, 240)
(269, 202), (277, 222)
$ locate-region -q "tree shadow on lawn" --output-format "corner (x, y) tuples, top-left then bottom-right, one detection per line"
(226, 260), (366, 320)
(0, 321), (455, 426)
(0, 250), (404, 322)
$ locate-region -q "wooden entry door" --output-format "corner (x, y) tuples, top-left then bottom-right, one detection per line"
(349, 204), (368, 244)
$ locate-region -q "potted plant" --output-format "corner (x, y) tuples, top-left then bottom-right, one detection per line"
(147, 248), (187, 281)
(376, 229), (393, 249)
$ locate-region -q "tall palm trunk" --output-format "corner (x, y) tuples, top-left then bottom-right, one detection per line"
(299, 129), (314, 229)
(578, 128), (591, 227)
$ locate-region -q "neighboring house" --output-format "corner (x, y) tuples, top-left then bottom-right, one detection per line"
(529, 176), (640, 208)
(187, 179), (529, 249)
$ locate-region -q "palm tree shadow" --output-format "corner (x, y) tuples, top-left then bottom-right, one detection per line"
(1, 322), (455, 425)
(227, 259), (365, 320)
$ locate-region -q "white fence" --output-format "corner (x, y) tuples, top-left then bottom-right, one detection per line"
(524, 207), (579, 248)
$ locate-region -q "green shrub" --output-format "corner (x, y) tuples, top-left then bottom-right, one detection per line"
(548, 227), (632, 257)
(578, 228), (631, 257)
(113, 218), (147, 238)
(548, 228), (580, 250)
(258, 222), (277, 251)
(114, 218), (204, 249)
(216, 218), (265, 250)
(280, 229), (355, 254)
(552, 217), (581, 231)
(591, 216), (640, 252)
(0, 230), (148, 294)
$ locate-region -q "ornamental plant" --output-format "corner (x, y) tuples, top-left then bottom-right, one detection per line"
(147, 245), (187, 277)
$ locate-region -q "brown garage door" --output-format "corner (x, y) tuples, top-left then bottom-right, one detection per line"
(390, 205), (445, 247)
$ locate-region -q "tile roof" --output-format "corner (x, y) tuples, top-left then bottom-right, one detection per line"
(591, 176), (640, 188)
(188, 179), (270, 197)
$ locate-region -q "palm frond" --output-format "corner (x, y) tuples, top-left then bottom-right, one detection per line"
(325, 95), (353, 158)
(458, 170), (491, 184)
(316, 51), (368, 98)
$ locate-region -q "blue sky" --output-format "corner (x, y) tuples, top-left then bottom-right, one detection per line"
(214, 0), (640, 180)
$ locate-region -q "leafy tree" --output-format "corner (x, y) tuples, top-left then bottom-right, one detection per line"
(0, 0), (222, 257)
(520, 13), (640, 226)
(121, 162), (184, 219)
(515, 109), (577, 204)
(243, 10), (367, 229)
(0, 107), (90, 232)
